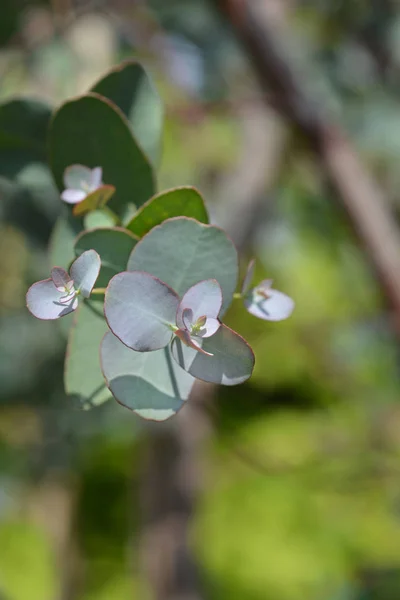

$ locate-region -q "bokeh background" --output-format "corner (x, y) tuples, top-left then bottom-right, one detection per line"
(2, 1), (400, 599)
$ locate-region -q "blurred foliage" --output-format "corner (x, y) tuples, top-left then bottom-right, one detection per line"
(1, 1), (400, 599)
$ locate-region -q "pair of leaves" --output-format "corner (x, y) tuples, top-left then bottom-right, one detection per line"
(98, 218), (254, 420)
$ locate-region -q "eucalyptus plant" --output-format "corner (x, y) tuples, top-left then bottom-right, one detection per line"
(12, 59), (295, 421)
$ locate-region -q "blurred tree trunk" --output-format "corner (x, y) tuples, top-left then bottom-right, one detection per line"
(216, 0), (400, 327)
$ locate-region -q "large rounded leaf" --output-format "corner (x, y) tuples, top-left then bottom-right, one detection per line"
(126, 187), (209, 238)
(49, 93), (155, 217)
(127, 217), (238, 316)
(74, 227), (138, 287)
(91, 60), (164, 167)
(65, 298), (111, 408)
(26, 279), (78, 320)
(101, 331), (195, 421)
(171, 324), (255, 386)
(105, 271), (179, 352)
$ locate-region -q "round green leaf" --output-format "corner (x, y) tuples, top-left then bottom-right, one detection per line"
(49, 93), (155, 217)
(74, 227), (138, 288)
(91, 60), (164, 167)
(126, 187), (209, 238)
(127, 217), (238, 316)
(101, 331), (195, 421)
(84, 208), (117, 230)
(105, 271), (179, 352)
(65, 298), (111, 408)
(171, 324), (255, 386)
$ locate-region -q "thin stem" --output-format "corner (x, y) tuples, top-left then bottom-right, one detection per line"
(233, 292), (243, 299)
(91, 287), (107, 295)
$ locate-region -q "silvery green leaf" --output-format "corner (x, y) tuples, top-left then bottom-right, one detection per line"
(104, 271), (179, 352)
(100, 331), (195, 421)
(171, 324), (254, 386)
(26, 279), (78, 320)
(245, 282), (294, 321)
(128, 217), (238, 316)
(70, 249), (101, 298)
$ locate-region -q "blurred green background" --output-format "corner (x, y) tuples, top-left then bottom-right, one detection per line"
(1, 1), (400, 599)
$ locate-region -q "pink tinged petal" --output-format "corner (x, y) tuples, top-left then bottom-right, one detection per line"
(90, 166), (103, 190)
(51, 267), (73, 291)
(63, 164), (92, 189)
(26, 279), (78, 320)
(70, 250), (101, 298)
(245, 287), (294, 321)
(199, 317), (221, 338)
(174, 329), (214, 356)
(256, 279), (273, 298)
(241, 258), (255, 295)
(59, 290), (77, 304)
(61, 189), (87, 204)
(176, 279), (222, 329)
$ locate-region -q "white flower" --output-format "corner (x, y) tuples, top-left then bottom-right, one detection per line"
(61, 165), (103, 205)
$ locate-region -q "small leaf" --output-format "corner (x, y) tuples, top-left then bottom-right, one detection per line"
(74, 227), (138, 287)
(26, 279), (78, 320)
(245, 284), (294, 321)
(65, 298), (111, 408)
(171, 324), (255, 386)
(128, 217), (238, 316)
(126, 187), (209, 237)
(241, 258), (255, 295)
(104, 271), (179, 352)
(100, 331), (195, 421)
(51, 267), (72, 291)
(176, 279), (222, 329)
(84, 208), (117, 229)
(72, 185), (116, 217)
(91, 60), (164, 167)
(70, 249), (101, 298)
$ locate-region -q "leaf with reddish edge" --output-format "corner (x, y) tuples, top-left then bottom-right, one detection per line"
(104, 271), (179, 352)
(70, 249), (101, 298)
(245, 282), (294, 321)
(171, 324), (255, 386)
(26, 279), (78, 320)
(176, 279), (222, 329)
(73, 185), (116, 216)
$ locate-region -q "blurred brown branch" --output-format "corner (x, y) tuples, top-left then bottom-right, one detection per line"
(216, 0), (400, 328)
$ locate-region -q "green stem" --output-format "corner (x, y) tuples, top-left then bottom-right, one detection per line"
(233, 292), (243, 300)
(91, 287), (107, 295)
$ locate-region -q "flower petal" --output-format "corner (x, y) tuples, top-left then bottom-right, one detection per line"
(61, 189), (87, 204)
(90, 166), (103, 190)
(26, 279), (78, 320)
(176, 279), (222, 329)
(63, 164), (92, 190)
